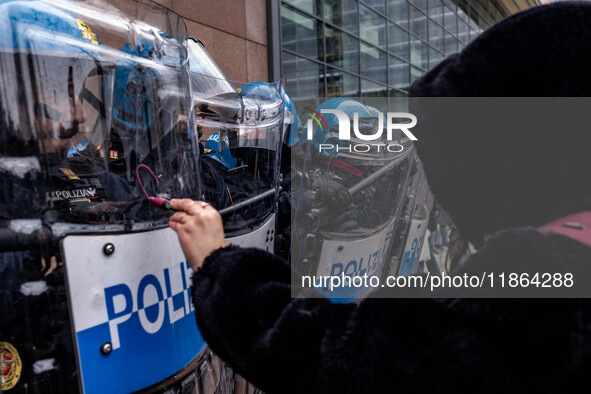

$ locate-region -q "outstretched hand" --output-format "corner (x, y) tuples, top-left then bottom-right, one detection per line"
(169, 199), (226, 271)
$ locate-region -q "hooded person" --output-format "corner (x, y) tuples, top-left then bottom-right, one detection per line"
(169, 2), (591, 393)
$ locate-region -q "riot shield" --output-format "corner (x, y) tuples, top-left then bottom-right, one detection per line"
(290, 98), (416, 300)
(188, 45), (284, 251)
(387, 155), (435, 277)
(0, 0), (210, 392)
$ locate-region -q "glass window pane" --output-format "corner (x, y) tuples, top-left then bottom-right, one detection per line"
(327, 67), (360, 96)
(428, 0), (443, 24)
(324, 0), (358, 34)
(360, 43), (388, 83)
(282, 52), (325, 97)
(388, 22), (409, 61)
(444, 34), (458, 54)
(360, 4), (386, 47)
(283, 0), (318, 14)
(410, 38), (428, 70)
(428, 48), (444, 69)
(457, 7), (469, 23)
(282, 5), (323, 60)
(409, 6), (428, 42)
(428, 19), (444, 51)
(361, 79), (388, 97)
(388, 88), (408, 98)
(363, 0), (385, 14)
(410, 0), (427, 12)
(389, 56), (409, 91)
(387, 0), (409, 29)
(487, 1), (498, 18)
(468, 6), (480, 27)
(442, 0), (455, 9)
(478, 13), (490, 29)
(410, 66), (423, 84)
(458, 18), (469, 43)
(325, 26), (359, 73)
(444, 6), (457, 35)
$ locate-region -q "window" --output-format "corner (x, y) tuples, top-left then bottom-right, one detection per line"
(279, 0), (501, 99)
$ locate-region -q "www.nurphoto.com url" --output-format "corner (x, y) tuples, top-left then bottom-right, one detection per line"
(302, 272), (574, 292)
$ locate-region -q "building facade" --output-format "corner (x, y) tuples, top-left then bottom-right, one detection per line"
(274, 0), (537, 99)
(156, 0), (537, 95)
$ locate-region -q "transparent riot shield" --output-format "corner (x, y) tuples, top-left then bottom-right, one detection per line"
(188, 42), (283, 252)
(0, 0), (209, 392)
(387, 155), (435, 277)
(290, 98), (415, 301)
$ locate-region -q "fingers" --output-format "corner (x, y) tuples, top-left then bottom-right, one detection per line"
(170, 211), (189, 226)
(168, 198), (226, 271)
(169, 207), (209, 228)
(170, 198), (197, 212)
(40, 256), (60, 277)
(170, 198), (213, 213)
(185, 201), (199, 215)
(168, 199), (222, 241)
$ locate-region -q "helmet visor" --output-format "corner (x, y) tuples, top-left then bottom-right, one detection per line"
(192, 74), (284, 234)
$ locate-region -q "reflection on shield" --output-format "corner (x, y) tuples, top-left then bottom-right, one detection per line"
(290, 97), (433, 300)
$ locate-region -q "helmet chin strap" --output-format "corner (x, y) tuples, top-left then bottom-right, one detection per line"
(539, 211), (591, 247)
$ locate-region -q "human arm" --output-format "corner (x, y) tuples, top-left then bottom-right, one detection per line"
(168, 198), (227, 271)
(167, 198), (356, 392)
(169, 200), (591, 393)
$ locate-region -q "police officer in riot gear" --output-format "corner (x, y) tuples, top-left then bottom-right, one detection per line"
(0, 0), (220, 392)
(288, 98), (418, 299)
(188, 44), (285, 251)
(0, 1), (125, 389)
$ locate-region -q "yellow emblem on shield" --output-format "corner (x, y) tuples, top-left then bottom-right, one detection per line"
(75, 18), (99, 45)
(0, 342), (23, 391)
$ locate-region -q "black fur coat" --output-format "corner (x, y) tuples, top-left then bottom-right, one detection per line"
(193, 234), (591, 393)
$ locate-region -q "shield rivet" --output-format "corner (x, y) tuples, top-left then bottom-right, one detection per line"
(103, 243), (115, 256)
(100, 342), (112, 355)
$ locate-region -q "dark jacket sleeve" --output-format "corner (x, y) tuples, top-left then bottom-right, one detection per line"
(192, 233), (591, 394)
(191, 246), (356, 393)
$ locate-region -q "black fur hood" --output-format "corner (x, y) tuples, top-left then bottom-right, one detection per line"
(409, 1), (591, 246)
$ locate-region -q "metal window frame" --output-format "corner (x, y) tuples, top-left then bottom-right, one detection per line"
(269, 0), (504, 98)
